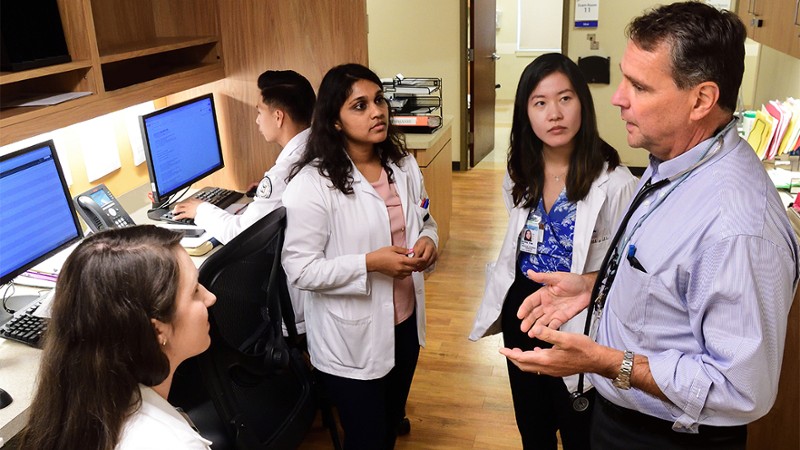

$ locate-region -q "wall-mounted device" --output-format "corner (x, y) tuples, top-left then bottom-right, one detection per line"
(73, 184), (134, 232)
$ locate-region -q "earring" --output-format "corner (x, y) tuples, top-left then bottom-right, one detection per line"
(161, 339), (167, 347)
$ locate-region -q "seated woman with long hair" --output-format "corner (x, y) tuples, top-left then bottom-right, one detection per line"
(19, 225), (217, 450)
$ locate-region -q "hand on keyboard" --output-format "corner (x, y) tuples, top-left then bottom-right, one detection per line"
(171, 197), (204, 223)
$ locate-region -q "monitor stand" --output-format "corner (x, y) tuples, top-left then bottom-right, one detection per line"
(147, 207), (170, 222)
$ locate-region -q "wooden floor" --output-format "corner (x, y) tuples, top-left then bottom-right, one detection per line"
(298, 154), (532, 449)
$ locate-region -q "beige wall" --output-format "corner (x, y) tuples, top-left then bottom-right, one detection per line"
(495, 1), (800, 168)
(495, 0), (669, 166)
(564, 0), (673, 167)
(366, 0), (463, 163)
(751, 44), (800, 108)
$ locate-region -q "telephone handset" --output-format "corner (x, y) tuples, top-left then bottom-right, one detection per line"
(73, 184), (135, 232)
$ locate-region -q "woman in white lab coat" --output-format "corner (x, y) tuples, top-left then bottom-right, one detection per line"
(469, 53), (637, 450)
(282, 63), (437, 450)
(19, 226), (216, 450)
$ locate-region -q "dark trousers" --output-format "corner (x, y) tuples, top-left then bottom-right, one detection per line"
(591, 394), (746, 450)
(501, 271), (594, 450)
(319, 311), (420, 450)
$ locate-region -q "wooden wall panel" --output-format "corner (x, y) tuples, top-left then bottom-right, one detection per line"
(169, 0), (368, 191)
(89, 0), (156, 52)
(152, 0), (220, 37)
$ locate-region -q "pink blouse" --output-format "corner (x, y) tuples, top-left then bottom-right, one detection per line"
(371, 169), (415, 324)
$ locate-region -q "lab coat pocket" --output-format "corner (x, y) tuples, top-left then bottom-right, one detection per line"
(585, 230), (612, 272)
(608, 264), (652, 332)
(321, 311), (373, 370)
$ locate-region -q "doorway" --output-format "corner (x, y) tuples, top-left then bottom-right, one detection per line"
(466, 0), (498, 169)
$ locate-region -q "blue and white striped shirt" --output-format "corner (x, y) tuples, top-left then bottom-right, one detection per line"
(589, 125), (799, 432)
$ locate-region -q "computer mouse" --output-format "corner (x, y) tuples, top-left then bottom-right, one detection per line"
(0, 387), (12, 409)
(245, 186), (258, 198)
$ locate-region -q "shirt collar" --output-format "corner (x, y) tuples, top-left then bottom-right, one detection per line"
(647, 119), (737, 183)
(138, 384), (213, 446)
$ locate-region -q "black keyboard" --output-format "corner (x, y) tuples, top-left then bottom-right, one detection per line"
(158, 187), (243, 225)
(194, 187), (243, 210)
(0, 300), (47, 348)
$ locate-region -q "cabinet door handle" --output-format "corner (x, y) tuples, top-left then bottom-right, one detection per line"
(794, 0), (800, 26)
(752, 0), (759, 15)
(747, 0), (753, 14)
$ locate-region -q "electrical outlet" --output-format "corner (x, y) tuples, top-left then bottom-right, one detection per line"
(587, 33), (599, 50)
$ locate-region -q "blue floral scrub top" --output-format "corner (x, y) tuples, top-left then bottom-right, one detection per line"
(518, 189), (576, 276)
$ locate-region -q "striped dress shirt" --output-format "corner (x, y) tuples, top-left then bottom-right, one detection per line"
(588, 125), (799, 432)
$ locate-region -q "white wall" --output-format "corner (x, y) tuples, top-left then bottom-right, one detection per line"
(368, 1), (800, 167)
(752, 44), (800, 108)
(367, 0), (463, 163)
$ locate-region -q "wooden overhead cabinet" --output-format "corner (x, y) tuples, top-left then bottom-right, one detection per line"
(0, 0), (225, 147)
(737, 0), (800, 59)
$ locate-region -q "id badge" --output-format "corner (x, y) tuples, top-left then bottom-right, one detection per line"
(519, 214), (543, 254)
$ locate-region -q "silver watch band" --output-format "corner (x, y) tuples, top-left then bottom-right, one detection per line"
(612, 350), (634, 390)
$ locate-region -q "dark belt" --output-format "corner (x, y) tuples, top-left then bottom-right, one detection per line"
(596, 394), (746, 445)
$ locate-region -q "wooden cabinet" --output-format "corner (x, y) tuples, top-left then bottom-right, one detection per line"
(737, 0), (800, 59)
(747, 208), (800, 450)
(406, 119), (453, 250)
(0, 0), (225, 147)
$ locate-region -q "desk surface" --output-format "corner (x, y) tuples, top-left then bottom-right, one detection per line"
(0, 195), (237, 446)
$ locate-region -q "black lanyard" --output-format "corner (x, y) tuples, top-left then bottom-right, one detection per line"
(571, 176), (670, 411)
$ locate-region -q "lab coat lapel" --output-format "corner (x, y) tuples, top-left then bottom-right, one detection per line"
(573, 165), (609, 272)
(393, 161), (410, 222)
(351, 161), (383, 201)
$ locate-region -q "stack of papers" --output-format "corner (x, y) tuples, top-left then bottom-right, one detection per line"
(766, 167), (800, 190)
(747, 98), (800, 160)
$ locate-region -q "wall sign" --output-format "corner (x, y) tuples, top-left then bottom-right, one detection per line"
(705, 0), (734, 11)
(575, 0), (599, 28)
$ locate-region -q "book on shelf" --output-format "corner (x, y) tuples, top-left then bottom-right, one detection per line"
(390, 85), (440, 95)
(392, 115), (442, 128)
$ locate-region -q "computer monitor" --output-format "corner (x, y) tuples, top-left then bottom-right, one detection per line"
(139, 93), (225, 206)
(0, 139), (82, 286)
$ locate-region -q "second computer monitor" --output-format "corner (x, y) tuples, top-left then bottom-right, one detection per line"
(0, 140), (82, 285)
(140, 93), (225, 205)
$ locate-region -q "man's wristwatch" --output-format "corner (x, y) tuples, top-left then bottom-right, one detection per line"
(612, 350), (634, 390)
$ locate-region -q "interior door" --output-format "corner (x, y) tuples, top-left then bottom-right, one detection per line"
(469, 0), (497, 167)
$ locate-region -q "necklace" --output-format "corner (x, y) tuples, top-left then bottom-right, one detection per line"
(547, 170), (567, 182)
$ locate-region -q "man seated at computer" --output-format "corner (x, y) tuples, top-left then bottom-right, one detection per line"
(171, 70), (315, 245)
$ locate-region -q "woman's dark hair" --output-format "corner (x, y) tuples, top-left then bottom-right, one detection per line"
(508, 53), (620, 208)
(19, 226), (184, 450)
(289, 63), (407, 195)
(257, 69), (316, 127)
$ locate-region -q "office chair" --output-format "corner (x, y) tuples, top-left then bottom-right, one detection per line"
(170, 207), (317, 450)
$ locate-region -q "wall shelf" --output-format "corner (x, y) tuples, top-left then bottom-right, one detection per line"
(0, 0), (224, 147)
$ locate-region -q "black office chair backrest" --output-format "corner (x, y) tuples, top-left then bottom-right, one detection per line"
(172, 207), (315, 450)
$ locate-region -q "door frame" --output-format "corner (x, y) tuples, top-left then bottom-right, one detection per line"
(459, 1), (469, 171)
(459, 0), (571, 171)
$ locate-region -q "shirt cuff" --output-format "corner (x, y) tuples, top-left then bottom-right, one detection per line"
(649, 351), (711, 433)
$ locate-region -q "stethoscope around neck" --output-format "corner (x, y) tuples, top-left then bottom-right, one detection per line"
(568, 118), (737, 412)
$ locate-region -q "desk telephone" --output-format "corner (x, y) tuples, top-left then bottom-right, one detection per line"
(74, 184), (134, 232)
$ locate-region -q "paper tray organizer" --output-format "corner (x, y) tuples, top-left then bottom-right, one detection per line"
(383, 76), (443, 134)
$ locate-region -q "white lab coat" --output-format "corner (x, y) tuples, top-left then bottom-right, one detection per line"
(194, 128), (310, 245)
(195, 129), (310, 334)
(470, 164), (637, 391)
(282, 154), (438, 380)
(116, 385), (212, 450)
